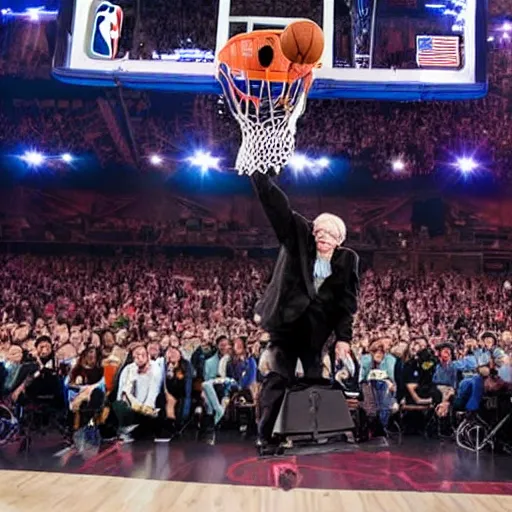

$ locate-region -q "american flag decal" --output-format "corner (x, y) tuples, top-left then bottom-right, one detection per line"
(416, 35), (460, 68)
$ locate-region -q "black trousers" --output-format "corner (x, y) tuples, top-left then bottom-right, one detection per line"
(258, 310), (331, 441)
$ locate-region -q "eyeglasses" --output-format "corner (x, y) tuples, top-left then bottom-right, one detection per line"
(313, 227), (339, 241)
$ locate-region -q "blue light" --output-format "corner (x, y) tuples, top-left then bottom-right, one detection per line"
(392, 159), (405, 172)
(21, 150), (45, 166)
(150, 154), (163, 166)
(315, 157), (330, 168)
(289, 154), (331, 173)
(61, 153), (73, 163)
(289, 154), (309, 172)
(456, 157), (478, 174)
(0, 7), (58, 21)
(187, 150), (220, 172)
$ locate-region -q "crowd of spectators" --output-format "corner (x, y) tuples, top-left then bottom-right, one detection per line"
(0, 99), (123, 165)
(1, 10), (512, 181)
(0, 253), (510, 446)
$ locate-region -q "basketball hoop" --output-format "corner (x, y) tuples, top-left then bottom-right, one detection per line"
(216, 27), (322, 176)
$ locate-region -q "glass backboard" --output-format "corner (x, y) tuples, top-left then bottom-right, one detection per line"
(53, 0), (487, 100)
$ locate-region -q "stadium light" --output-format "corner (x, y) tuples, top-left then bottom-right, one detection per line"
(289, 154), (309, 172)
(392, 159), (405, 172)
(21, 151), (45, 166)
(150, 154), (163, 166)
(502, 22), (512, 32)
(456, 157), (478, 174)
(315, 157), (330, 168)
(26, 8), (39, 21)
(187, 150), (220, 172)
(61, 153), (73, 163)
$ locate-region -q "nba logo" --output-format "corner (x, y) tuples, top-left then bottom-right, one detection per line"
(90, 1), (123, 59)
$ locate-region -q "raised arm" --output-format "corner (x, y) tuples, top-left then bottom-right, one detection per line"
(250, 172), (295, 244)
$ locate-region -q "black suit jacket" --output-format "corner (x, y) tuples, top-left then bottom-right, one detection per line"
(251, 173), (359, 342)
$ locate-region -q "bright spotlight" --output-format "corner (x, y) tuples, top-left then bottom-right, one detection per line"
(150, 154), (163, 166)
(187, 150), (220, 172)
(315, 157), (330, 168)
(392, 159), (405, 172)
(61, 153), (73, 163)
(289, 154), (309, 172)
(27, 8), (39, 21)
(502, 22), (512, 31)
(457, 157), (478, 174)
(21, 151), (44, 166)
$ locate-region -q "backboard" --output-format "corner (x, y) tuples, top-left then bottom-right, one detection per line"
(53, 0), (487, 100)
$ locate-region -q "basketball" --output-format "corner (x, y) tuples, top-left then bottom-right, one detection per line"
(280, 20), (324, 65)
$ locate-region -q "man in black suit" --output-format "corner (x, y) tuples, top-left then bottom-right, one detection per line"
(251, 172), (360, 446)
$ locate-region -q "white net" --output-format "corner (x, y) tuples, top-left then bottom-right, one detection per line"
(217, 63), (311, 176)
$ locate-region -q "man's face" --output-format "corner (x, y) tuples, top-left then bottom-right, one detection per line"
(218, 339), (231, 356)
(133, 347), (148, 369)
(7, 345), (23, 364)
(166, 347), (181, 365)
(160, 336), (170, 350)
(103, 332), (115, 348)
(233, 338), (245, 356)
(84, 348), (97, 367)
(483, 336), (495, 350)
(313, 218), (339, 255)
(37, 341), (52, 359)
(70, 331), (82, 348)
(372, 348), (385, 364)
(439, 348), (452, 363)
(148, 342), (160, 360)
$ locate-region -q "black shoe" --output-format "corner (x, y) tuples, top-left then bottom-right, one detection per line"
(256, 436), (282, 456)
(255, 437), (268, 448)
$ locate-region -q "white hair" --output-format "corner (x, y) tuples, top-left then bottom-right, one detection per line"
(313, 213), (347, 246)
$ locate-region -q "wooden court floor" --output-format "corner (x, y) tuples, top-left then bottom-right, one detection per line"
(0, 470), (511, 512)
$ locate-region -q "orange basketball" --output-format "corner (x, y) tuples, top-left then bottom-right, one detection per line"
(280, 20), (324, 65)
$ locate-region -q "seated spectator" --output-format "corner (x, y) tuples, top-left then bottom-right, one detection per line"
(1, 344), (30, 399)
(203, 337), (256, 425)
(113, 344), (162, 443)
(322, 340), (360, 393)
(226, 337), (257, 398)
(21, 335), (63, 409)
(162, 346), (193, 431)
(359, 338), (396, 384)
(359, 338), (398, 431)
(67, 347), (105, 430)
(191, 335), (216, 382)
(203, 335), (231, 382)
(433, 342), (458, 390)
(454, 366), (487, 414)
(147, 340), (165, 384)
(475, 332), (506, 367)
(402, 348), (440, 405)
(432, 342), (461, 417)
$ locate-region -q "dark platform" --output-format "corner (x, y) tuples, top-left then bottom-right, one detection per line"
(1, 432), (511, 495)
